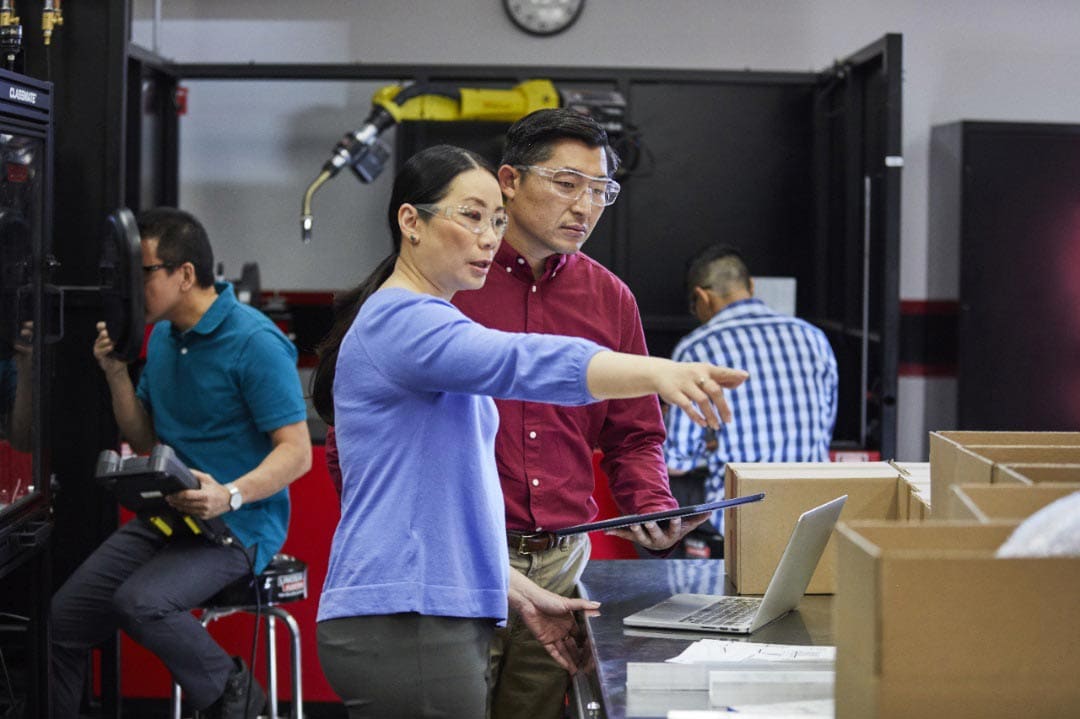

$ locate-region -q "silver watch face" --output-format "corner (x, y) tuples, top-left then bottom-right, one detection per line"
(229, 486), (242, 510)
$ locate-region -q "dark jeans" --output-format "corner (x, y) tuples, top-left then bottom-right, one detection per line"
(318, 613), (496, 718)
(50, 518), (254, 717)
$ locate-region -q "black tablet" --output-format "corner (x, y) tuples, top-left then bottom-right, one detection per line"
(95, 444), (199, 513)
(553, 492), (766, 536)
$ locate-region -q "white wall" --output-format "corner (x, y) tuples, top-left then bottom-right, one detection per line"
(131, 0), (1080, 459)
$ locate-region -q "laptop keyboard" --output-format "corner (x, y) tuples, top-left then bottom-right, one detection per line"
(679, 597), (761, 627)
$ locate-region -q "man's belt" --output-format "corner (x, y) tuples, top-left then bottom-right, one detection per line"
(507, 530), (571, 555)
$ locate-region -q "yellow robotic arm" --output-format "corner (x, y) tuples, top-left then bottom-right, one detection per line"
(301, 79), (623, 243)
(301, 79), (560, 244)
(373, 79), (560, 124)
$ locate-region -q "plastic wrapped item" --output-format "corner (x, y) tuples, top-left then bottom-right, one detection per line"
(995, 490), (1080, 558)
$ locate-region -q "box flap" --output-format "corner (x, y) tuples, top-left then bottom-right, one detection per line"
(951, 484), (1079, 521)
(993, 463), (1080, 485)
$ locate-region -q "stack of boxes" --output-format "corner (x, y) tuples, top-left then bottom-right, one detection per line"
(721, 433), (1080, 717)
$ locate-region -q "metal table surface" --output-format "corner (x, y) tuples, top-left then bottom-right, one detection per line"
(572, 559), (834, 719)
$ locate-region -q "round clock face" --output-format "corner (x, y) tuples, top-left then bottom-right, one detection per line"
(503, 0), (585, 36)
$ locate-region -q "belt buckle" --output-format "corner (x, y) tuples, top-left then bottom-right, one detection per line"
(516, 533), (535, 556)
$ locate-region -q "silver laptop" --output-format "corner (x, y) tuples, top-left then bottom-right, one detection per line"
(623, 495), (847, 634)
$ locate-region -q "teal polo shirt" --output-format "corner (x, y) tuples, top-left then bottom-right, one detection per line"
(136, 283), (307, 572)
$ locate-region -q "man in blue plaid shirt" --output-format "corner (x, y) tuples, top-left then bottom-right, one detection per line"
(664, 245), (838, 545)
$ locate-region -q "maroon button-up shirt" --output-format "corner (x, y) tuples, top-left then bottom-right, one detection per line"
(452, 242), (675, 532)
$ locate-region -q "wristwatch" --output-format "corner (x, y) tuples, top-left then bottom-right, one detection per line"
(226, 483), (243, 512)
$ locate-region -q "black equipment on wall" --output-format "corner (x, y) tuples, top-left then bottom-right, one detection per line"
(98, 208), (145, 363)
(931, 121), (1080, 431)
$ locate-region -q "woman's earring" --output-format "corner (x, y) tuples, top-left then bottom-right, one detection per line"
(409, 234), (419, 245)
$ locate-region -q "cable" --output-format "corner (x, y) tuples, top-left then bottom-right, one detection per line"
(228, 536), (260, 719)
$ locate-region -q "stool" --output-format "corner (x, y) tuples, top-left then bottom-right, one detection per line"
(171, 553), (307, 719)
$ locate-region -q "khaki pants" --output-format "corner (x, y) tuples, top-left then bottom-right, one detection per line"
(489, 534), (590, 719)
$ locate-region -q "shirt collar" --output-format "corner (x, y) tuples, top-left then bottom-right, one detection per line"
(494, 242), (574, 282)
(178, 282), (236, 337)
(707, 297), (767, 325)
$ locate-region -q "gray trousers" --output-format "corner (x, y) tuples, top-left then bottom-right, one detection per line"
(318, 613), (496, 718)
(50, 518), (254, 716)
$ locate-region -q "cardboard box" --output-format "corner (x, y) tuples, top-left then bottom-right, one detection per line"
(950, 483), (1079, 521)
(928, 431), (1080, 517)
(724, 462), (908, 595)
(993, 463), (1080, 485)
(893, 462), (931, 519)
(904, 478), (931, 520)
(834, 521), (1080, 718)
(937, 449), (1080, 517)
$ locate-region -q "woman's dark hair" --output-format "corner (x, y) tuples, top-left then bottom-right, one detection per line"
(137, 207), (215, 287)
(311, 144), (495, 424)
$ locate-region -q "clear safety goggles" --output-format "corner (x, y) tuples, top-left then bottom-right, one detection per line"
(414, 204), (509, 239)
(516, 165), (621, 207)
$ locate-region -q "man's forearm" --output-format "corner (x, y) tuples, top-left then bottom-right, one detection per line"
(228, 422), (312, 503)
(104, 369), (156, 452)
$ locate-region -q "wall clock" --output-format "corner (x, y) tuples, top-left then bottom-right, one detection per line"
(503, 0), (585, 36)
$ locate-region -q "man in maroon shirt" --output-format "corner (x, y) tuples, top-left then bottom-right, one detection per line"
(452, 108), (711, 719)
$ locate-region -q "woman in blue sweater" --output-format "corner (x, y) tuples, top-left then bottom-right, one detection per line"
(312, 144), (747, 717)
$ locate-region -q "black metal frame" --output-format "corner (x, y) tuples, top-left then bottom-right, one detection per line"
(127, 44), (181, 210)
(810, 34), (901, 458)
(45, 2), (134, 716)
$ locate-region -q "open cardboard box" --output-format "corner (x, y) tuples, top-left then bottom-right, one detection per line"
(834, 520), (1080, 718)
(993, 463), (1080, 485)
(723, 462), (910, 594)
(950, 483), (1079, 521)
(928, 431), (1080, 517)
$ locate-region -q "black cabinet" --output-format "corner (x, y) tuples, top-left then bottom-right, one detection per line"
(0, 67), (54, 719)
(931, 121), (1080, 431)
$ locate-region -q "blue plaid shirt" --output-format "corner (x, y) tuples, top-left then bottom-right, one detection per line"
(664, 299), (838, 528)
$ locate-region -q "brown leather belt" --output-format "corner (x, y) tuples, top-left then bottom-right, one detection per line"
(507, 531), (570, 555)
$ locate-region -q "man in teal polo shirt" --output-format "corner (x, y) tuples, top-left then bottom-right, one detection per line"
(50, 208), (311, 719)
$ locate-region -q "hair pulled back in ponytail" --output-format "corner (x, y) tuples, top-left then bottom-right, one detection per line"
(310, 144), (495, 424)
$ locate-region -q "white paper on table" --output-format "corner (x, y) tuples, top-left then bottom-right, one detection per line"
(667, 639), (835, 665)
(708, 670), (833, 708)
(728, 698), (835, 716)
(669, 698), (834, 717)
